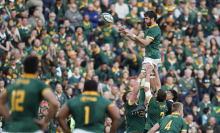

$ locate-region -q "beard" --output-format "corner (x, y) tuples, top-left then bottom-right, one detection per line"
(146, 21), (152, 26)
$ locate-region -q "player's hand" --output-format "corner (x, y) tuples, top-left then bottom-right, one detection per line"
(138, 72), (146, 79)
(34, 118), (48, 132)
(153, 65), (158, 73)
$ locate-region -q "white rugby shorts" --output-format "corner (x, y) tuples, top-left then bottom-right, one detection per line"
(142, 57), (161, 68)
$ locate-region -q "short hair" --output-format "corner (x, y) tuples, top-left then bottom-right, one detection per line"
(157, 89), (167, 102)
(184, 68), (192, 73)
(11, 9), (16, 12)
(122, 91), (131, 103)
(144, 11), (157, 21)
(203, 107), (210, 114)
(84, 80), (97, 91)
(172, 102), (183, 112)
(169, 90), (178, 102)
(23, 56), (39, 74)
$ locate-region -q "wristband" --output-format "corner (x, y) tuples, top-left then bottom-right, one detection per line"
(137, 78), (141, 83)
(144, 82), (150, 88)
(133, 34), (136, 38)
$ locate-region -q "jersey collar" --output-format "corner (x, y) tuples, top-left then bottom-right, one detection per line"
(172, 112), (180, 115)
(149, 24), (158, 28)
(83, 91), (99, 95)
(24, 73), (37, 79)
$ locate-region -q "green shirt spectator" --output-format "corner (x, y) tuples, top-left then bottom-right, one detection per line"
(198, 94), (214, 115)
(102, 23), (118, 46)
(201, 15), (216, 37)
(123, 53), (142, 76)
(90, 42), (108, 70)
(95, 64), (107, 82)
(178, 69), (197, 92)
(107, 61), (122, 85)
(47, 19), (58, 37)
(79, 19), (93, 35)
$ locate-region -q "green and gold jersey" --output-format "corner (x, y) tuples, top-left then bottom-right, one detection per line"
(143, 24), (161, 59)
(158, 113), (187, 133)
(3, 74), (51, 132)
(66, 91), (113, 133)
(124, 101), (145, 132)
(145, 96), (166, 130)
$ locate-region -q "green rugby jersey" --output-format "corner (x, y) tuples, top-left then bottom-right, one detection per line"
(3, 74), (51, 132)
(143, 24), (161, 59)
(158, 113), (187, 133)
(124, 101), (145, 132)
(66, 91), (113, 133)
(145, 96), (166, 130)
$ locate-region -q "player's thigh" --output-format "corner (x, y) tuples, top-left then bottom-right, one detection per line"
(142, 63), (153, 73)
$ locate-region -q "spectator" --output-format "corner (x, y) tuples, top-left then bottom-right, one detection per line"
(174, 0), (186, 18)
(202, 15), (216, 38)
(109, 4), (119, 23)
(165, 90), (178, 115)
(6, 9), (20, 27)
(162, 76), (174, 92)
(83, 3), (99, 28)
(179, 69), (197, 93)
(115, 0), (129, 20)
(63, 3), (83, 27)
(45, 66), (61, 90)
(102, 78), (114, 94)
(182, 88), (200, 105)
(110, 85), (119, 101)
(178, 8), (193, 26)
(183, 95), (194, 116)
(198, 94), (214, 115)
(69, 67), (81, 86)
(199, 117), (220, 133)
(193, 11), (204, 25)
(207, 27), (220, 46)
(202, 107), (211, 125)
(199, 79), (216, 101)
(95, 63), (107, 83)
(46, 19), (58, 37)
(185, 114), (198, 130)
(125, 7), (140, 28)
(90, 41), (107, 69)
(80, 14), (93, 43)
(123, 53), (142, 76)
(64, 19), (74, 35)
(50, 0), (68, 25)
(56, 60), (72, 78)
(28, 9), (43, 29)
(41, 52), (57, 75)
(197, 0), (210, 17)
(42, 0), (54, 21)
(211, 87), (220, 106)
(26, 0), (45, 22)
(55, 83), (67, 108)
(107, 60), (122, 85)
(192, 104), (202, 126)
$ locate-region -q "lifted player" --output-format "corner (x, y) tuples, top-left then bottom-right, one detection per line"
(0, 56), (59, 133)
(57, 80), (121, 133)
(148, 102), (187, 133)
(120, 11), (162, 112)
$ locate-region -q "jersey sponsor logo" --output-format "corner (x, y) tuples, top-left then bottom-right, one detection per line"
(137, 111), (144, 117)
(160, 105), (166, 109)
(80, 96), (97, 102)
(16, 79), (30, 85)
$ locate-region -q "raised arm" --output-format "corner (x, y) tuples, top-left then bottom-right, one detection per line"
(129, 72), (146, 104)
(154, 65), (161, 91)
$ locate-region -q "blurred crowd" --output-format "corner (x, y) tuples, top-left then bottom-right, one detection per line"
(0, 0), (220, 132)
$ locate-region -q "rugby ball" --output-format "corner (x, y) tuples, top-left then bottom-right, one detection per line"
(101, 13), (113, 23)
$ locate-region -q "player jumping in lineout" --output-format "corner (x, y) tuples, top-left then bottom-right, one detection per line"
(120, 10), (162, 112)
